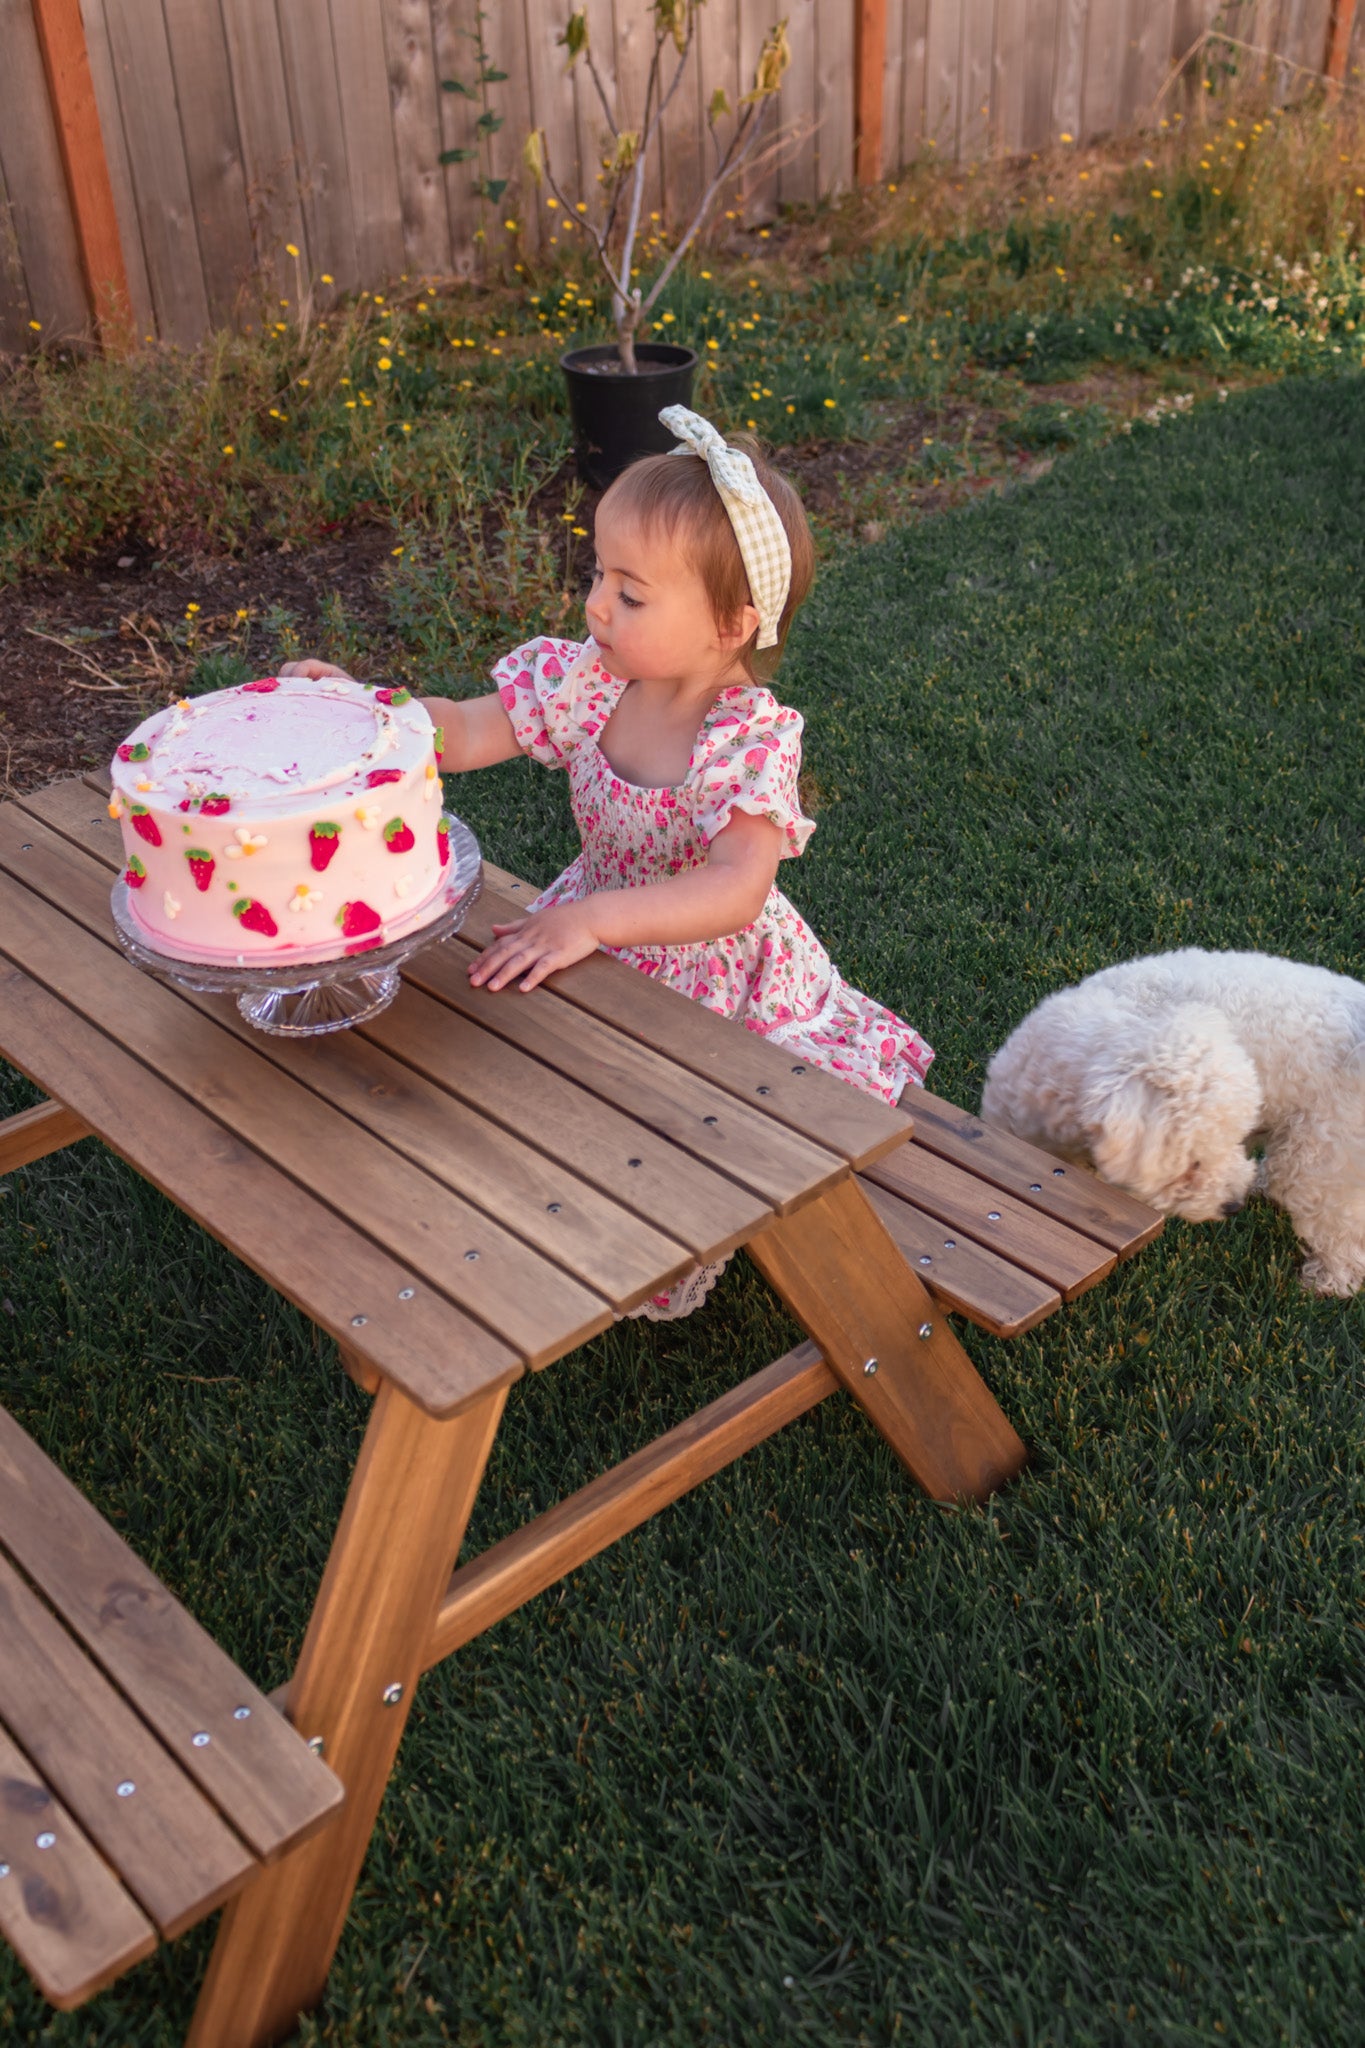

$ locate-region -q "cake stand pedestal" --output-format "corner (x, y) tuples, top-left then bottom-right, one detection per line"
(110, 815), (483, 1037)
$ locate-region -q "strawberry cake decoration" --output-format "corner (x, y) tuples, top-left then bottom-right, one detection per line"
(109, 673), (458, 966)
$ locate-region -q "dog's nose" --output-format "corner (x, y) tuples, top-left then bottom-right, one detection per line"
(1221, 1198), (1244, 1217)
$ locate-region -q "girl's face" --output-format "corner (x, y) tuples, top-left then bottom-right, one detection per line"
(585, 498), (756, 688)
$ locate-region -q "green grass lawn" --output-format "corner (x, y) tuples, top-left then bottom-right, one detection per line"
(2, 371), (1362, 2046)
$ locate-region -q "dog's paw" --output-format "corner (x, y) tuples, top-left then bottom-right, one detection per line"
(1299, 1253), (1364, 1298)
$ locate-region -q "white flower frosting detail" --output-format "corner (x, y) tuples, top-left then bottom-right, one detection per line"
(163, 891), (182, 919)
(289, 883), (322, 912)
(423, 762), (438, 801)
(393, 874), (415, 899)
(224, 827), (268, 858)
(355, 802), (381, 830)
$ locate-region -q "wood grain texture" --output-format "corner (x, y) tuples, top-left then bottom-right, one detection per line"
(816, 0), (856, 194)
(900, 0), (931, 160)
(382, 0), (455, 274)
(425, 1342), (838, 1667)
(0, 0), (91, 341)
(0, 152), (35, 354)
(0, 1720), (156, 2010)
(407, 938), (845, 1217)
(747, 1177), (1028, 1503)
(1023, 0), (1061, 144)
(861, 1176), (1063, 1335)
(31, 0), (133, 344)
(993, 0), (1029, 149)
(275, 0), (362, 300)
(159, 0), (257, 331)
(0, 1555), (254, 1938)
(0, 1099), (92, 1174)
(855, 0), (888, 182)
(960, 0), (997, 159)
(779, 0), (820, 205)
(0, 1407), (342, 1865)
(100, 0), (210, 346)
(64, 0), (155, 335)
(1051, 0), (1089, 140)
(0, 950), (519, 1419)
(330, 0), (405, 284)
(218, 0), (308, 296)
(472, 867), (913, 1170)
(909, 1090), (1165, 1256)
(187, 1379), (507, 2048)
(1081, 0), (1125, 135)
(0, 846), (611, 1368)
(866, 1141), (1118, 1299)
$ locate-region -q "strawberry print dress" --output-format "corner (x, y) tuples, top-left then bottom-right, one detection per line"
(492, 635), (934, 1105)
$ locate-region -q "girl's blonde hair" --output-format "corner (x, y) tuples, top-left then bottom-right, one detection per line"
(600, 434), (815, 682)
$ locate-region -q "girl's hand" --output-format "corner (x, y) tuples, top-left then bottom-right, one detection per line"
(468, 904), (601, 993)
(278, 658), (355, 681)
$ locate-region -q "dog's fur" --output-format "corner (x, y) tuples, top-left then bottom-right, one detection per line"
(981, 949), (1365, 1297)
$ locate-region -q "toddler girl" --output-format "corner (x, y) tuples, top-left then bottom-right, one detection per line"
(287, 407), (932, 1315)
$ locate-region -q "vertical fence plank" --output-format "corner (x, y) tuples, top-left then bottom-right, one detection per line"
(382, 0), (456, 276)
(693, 0), (742, 249)
(569, 0), (619, 220)
(329, 0), (403, 287)
(614, 0), (666, 226)
(738, 0), (778, 220)
(78, 0), (156, 336)
(994, 0), (1028, 148)
(922, 0), (961, 155)
(0, 153), (35, 353)
(484, 0), (539, 263)
(1022, 0), (1060, 145)
(659, 7), (705, 231)
(900, 0), (930, 161)
(101, 0), (211, 344)
(817, 0), (856, 193)
(856, 0), (888, 181)
(218, 0), (309, 306)
(1051, 0), (1088, 138)
(960, 0), (998, 159)
(1082, 0), (1124, 135)
(274, 0), (361, 301)
(0, 0), (93, 342)
(779, 0), (820, 206)
(521, 0), (571, 249)
(32, 0), (133, 343)
(881, 0), (906, 181)
(160, 0), (257, 330)
(432, 0), (481, 275)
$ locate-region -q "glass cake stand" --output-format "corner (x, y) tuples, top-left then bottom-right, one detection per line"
(110, 814), (483, 1036)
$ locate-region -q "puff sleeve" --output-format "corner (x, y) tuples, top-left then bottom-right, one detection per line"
(491, 636), (609, 767)
(691, 692), (815, 860)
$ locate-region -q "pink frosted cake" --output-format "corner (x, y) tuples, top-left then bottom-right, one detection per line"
(109, 675), (451, 962)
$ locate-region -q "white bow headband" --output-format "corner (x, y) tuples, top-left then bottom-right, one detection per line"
(658, 405), (792, 649)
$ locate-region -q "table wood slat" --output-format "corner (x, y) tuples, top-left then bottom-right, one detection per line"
(403, 943), (844, 1218)
(360, 984), (770, 1265)
(0, 1408), (342, 1865)
(866, 1144), (1118, 1301)
(0, 1098), (93, 1174)
(0, 1556), (254, 1939)
(475, 863), (914, 1169)
(860, 1179), (1062, 1338)
(4, 801), (691, 1313)
(22, 780), (774, 1265)
(0, 1722), (158, 2011)
(0, 959), (520, 1419)
(908, 1090), (1166, 1257)
(0, 837), (612, 1367)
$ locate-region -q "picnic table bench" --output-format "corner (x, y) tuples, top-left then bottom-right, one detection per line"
(0, 773), (1162, 2042)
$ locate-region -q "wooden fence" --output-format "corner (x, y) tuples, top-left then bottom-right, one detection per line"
(1, 0), (1360, 353)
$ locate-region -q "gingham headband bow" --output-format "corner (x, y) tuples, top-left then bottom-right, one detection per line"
(658, 404), (792, 649)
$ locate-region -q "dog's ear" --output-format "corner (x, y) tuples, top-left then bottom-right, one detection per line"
(1084, 1071), (1160, 1188)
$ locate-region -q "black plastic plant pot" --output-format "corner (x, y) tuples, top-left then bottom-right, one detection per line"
(560, 342), (699, 490)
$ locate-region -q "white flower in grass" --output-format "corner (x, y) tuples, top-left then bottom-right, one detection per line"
(290, 883), (322, 912)
(163, 891), (182, 919)
(225, 827), (268, 858)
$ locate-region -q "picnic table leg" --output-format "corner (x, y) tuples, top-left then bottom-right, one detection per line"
(186, 1373), (509, 2048)
(747, 1176), (1027, 1504)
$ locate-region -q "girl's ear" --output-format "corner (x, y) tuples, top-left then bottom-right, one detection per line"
(717, 600), (760, 651)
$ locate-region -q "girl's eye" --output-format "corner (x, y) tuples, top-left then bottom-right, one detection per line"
(620, 593), (643, 609)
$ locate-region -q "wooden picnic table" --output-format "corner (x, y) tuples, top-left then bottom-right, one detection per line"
(0, 774), (1158, 2043)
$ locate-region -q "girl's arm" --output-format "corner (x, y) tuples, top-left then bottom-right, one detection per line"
(277, 661), (521, 772)
(470, 809), (784, 993)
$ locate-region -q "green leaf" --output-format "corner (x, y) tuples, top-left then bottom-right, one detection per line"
(480, 67), (509, 82)
(475, 177), (508, 203)
(441, 77), (475, 96)
(439, 147), (477, 165)
(475, 110), (504, 134)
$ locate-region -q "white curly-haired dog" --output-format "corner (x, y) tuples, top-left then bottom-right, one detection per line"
(981, 949), (1365, 1297)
